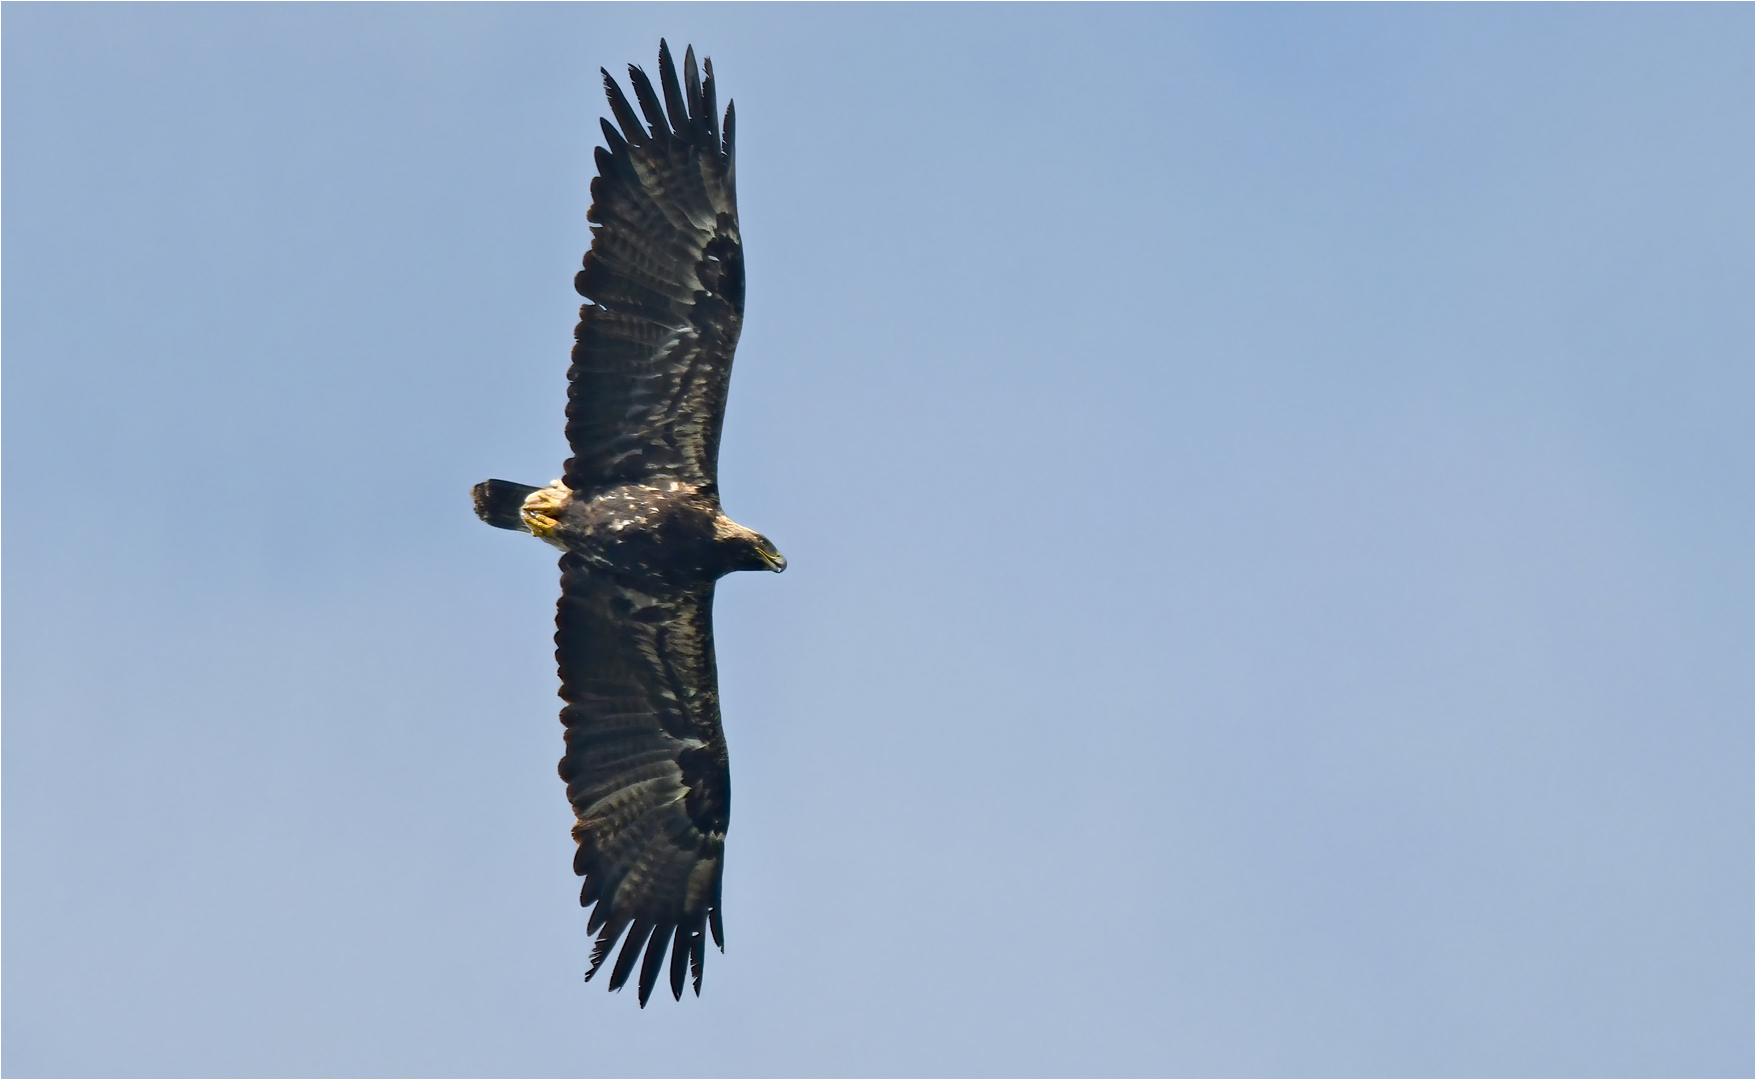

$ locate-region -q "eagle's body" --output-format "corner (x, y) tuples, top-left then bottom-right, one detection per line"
(471, 41), (780, 1007)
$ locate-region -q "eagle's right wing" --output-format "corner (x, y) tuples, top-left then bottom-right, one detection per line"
(555, 553), (729, 1006)
(565, 40), (742, 498)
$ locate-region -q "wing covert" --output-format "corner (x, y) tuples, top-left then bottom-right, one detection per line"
(555, 553), (729, 1004)
(566, 39), (742, 497)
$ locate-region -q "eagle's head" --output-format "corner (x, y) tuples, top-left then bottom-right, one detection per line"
(712, 513), (787, 574)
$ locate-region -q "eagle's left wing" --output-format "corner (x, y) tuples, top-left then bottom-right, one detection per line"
(554, 553), (729, 1005)
(565, 41), (742, 499)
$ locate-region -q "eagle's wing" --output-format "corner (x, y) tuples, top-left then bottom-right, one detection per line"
(556, 553), (729, 1005)
(566, 40), (742, 497)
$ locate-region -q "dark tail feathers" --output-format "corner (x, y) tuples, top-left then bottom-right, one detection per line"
(473, 479), (540, 532)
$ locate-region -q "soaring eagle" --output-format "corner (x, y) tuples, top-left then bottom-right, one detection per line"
(472, 41), (782, 1006)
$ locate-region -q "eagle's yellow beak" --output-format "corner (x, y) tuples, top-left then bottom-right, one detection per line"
(760, 549), (787, 573)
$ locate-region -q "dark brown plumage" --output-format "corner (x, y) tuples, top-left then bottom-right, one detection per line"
(471, 40), (781, 1007)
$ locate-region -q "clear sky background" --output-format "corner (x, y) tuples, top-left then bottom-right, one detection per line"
(4, 4), (1750, 1077)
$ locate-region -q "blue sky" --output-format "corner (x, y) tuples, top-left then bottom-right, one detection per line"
(4, 4), (1750, 1076)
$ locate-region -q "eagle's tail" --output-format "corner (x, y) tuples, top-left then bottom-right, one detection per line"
(472, 479), (541, 532)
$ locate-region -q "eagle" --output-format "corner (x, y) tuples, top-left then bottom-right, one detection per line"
(471, 40), (782, 1007)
